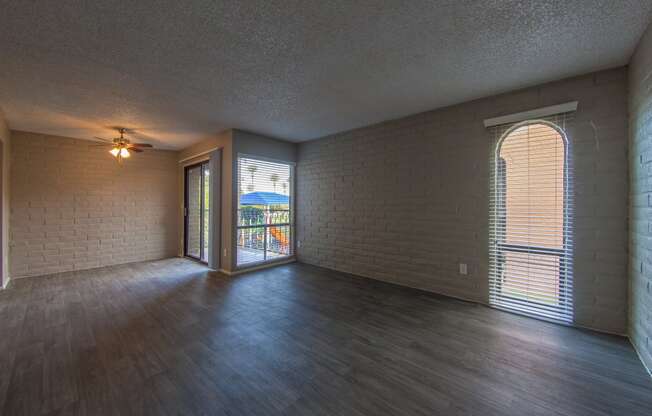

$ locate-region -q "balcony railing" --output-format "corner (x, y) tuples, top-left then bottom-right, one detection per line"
(237, 208), (291, 266)
(494, 241), (569, 308)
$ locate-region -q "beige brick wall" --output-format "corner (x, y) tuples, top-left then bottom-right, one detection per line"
(10, 131), (179, 278)
(297, 68), (629, 334)
(629, 22), (652, 371)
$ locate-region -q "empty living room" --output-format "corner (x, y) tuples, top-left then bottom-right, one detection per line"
(2, 1), (652, 415)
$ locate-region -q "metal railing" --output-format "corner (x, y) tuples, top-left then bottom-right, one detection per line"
(237, 208), (292, 264)
(493, 241), (570, 308)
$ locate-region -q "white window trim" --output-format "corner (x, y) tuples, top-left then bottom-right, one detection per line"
(483, 101), (578, 128)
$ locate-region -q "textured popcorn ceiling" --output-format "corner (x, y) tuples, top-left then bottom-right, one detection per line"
(0, 1), (650, 148)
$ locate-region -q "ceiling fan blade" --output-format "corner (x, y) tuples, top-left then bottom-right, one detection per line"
(129, 147), (144, 152)
(130, 143), (153, 147)
(93, 136), (114, 143)
(90, 143), (112, 146)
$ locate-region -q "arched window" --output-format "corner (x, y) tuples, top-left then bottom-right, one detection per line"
(489, 120), (573, 323)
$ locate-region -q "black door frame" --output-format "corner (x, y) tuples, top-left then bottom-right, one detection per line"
(184, 161), (209, 263)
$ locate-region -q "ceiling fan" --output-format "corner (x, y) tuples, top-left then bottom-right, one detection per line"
(92, 128), (153, 162)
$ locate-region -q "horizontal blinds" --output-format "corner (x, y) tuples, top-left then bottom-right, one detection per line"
(488, 114), (573, 323)
(237, 156), (293, 266)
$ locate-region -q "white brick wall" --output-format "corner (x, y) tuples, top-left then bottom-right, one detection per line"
(10, 131), (179, 278)
(297, 68), (629, 334)
(629, 23), (652, 371)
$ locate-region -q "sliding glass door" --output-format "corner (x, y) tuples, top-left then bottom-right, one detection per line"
(236, 156), (293, 267)
(184, 161), (210, 262)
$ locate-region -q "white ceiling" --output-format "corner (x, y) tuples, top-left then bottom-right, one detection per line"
(1, 1), (650, 149)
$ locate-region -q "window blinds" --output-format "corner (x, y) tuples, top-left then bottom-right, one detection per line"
(237, 156), (293, 266)
(488, 114), (573, 323)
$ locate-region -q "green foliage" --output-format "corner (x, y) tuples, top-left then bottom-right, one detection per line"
(240, 206), (265, 225)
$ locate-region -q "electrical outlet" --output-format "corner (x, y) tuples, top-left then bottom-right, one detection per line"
(297, 240), (301, 248)
(459, 263), (468, 275)
(223, 248), (227, 257)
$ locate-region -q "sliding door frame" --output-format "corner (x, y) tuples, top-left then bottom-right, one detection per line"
(184, 161), (209, 263)
(233, 153), (296, 271)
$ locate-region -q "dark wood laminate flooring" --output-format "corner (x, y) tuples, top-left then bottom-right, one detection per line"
(0, 258), (650, 415)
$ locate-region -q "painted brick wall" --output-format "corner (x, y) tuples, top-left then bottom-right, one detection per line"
(297, 68), (629, 334)
(10, 131), (179, 278)
(629, 23), (652, 371)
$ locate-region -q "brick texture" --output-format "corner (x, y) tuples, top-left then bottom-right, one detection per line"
(629, 23), (652, 371)
(297, 68), (629, 334)
(10, 131), (179, 278)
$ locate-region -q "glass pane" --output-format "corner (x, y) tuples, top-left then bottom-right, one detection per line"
(490, 121), (571, 323)
(201, 165), (210, 262)
(237, 156), (292, 267)
(501, 251), (561, 306)
(500, 123), (565, 250)
(239, 206), (265, 227)
(186, 165), (202, 258)
(266, 225), (290, 259)
(269, 208), (290, 224)
(237, 227), (265, 265)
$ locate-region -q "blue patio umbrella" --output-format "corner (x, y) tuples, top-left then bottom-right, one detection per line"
(240, 191), (289, 206)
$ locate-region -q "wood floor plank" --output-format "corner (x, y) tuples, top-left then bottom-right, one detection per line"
(0, 258), (651, 415)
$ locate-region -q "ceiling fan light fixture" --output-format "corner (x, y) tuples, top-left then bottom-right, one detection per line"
(98, 128), (152, 162)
